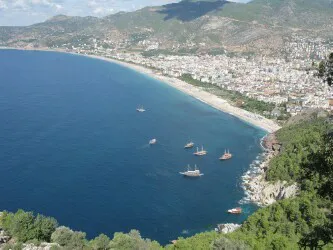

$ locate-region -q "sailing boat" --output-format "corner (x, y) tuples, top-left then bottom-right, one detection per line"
(136, 105), (146, 112)
(193, 146), (207, 156)
(179, 164), (203, 177)
(219, 149), (232, 160)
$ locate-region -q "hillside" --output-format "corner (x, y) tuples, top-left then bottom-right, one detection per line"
(1, 0), (333, 55)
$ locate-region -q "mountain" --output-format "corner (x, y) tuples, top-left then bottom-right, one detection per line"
(1, 0), (333, 55)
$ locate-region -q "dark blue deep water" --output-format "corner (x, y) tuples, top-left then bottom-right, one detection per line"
(0, 49), (265, 244)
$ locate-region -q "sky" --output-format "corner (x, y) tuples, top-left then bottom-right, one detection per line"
(0, 0), (250, 26)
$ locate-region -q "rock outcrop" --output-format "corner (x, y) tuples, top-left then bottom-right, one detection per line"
(242, 133), (299, 206)
(22, 243), (60, 250)
(260, 181), (298, 206)
(0, 230), (10, 245)
(215, 223), (241, 234)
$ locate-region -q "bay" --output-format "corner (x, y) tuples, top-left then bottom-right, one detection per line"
(0, 49), (264, 244)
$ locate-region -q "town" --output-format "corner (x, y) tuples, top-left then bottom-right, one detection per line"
(48, 34), (333, 117)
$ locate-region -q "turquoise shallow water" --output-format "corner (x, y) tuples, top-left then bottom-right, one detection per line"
(0, 49), (265, 243)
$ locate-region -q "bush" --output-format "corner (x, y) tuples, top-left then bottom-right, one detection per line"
(109, 230), (161, 250)
(0, 210), (58, 243)
(211, 237), (250, 250)
(34, 214), (58, 242)
(51, 226), (87, 249)
(90, 234), (111, 250)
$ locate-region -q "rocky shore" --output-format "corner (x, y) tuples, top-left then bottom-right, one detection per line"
(215, 223), (241, 234)
(240, 133), (298, 207)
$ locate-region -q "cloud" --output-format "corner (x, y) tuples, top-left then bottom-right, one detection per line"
(0, 0), (183, 26)
(8, 0), (63, 11)
(86, 0), (118, 16)
(0, 0), (8, 10)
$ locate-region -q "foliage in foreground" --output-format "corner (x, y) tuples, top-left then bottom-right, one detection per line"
(266, 118), (332, 182)
(228, 193), (330, 249)
(0, 211), (162, 250)
(0, 210), (58, 242)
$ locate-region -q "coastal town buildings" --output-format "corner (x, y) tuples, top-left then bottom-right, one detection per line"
(39, 34), (333, 116)
(99, 52), (331, 116)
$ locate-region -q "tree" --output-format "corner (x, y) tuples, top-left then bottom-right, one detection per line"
(10, 210), (36, 242)
(90, 234), (111, 250)
(109, 230), (161, 250)
(34, 214), (58, 242)
(318, 52), (333, 86)
(299, 223), (333, 249)
(303, 131), (333, 199)
(211, 237), (250, 250)
(51, 226), (86, 249)
(51, 227), (74, 246)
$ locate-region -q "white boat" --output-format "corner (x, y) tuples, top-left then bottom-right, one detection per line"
(219, 149), (232, 160)
(149, 139), (157, 145)
(179, 165), (203, 177)
(136, 106), (146, 112)
(184, 141), (194, 149)
(193, 146), (207, 156)
(227, 207), (242, 214)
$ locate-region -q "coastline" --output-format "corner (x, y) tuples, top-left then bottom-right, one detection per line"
(0, 47), (281, 133)
(240, 133), (298, 206)
(87, 55), (281, 133)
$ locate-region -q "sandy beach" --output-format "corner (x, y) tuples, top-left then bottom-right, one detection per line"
(1, 47), (281, 133)
(85, 54), (281, 133)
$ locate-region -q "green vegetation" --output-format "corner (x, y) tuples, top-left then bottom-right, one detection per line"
(1, 210), (57, 243)
(179, 74), (276, 118)
(266, 118), (333, 182)
(228, 194), (330, 249)
(318, 52), (333, 86)
(0, 211), (162, 249)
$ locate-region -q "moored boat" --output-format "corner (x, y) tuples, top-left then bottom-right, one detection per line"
(227, 207), (242, 214)
(219, 149), (232, 160)
(179, 164), (203, 177)
(193, 146), (207, 156)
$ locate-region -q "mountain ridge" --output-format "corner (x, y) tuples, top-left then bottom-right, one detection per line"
(1, 0), (332, 55)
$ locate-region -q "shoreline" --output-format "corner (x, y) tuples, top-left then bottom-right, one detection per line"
(0, 47), (281, 133)
(240, 133), (298, 206)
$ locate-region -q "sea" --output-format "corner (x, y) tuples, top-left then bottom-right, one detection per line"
(0, 49), (265, 244)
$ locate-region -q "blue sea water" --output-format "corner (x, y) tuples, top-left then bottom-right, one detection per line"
(0, 49), (265, 244)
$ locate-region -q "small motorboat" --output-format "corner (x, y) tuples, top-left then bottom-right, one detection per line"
(184, 141), (194, 149)
(136, 106), (146, 112)
(149, 139), (157, 145)
(227, 207), (242, 214)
